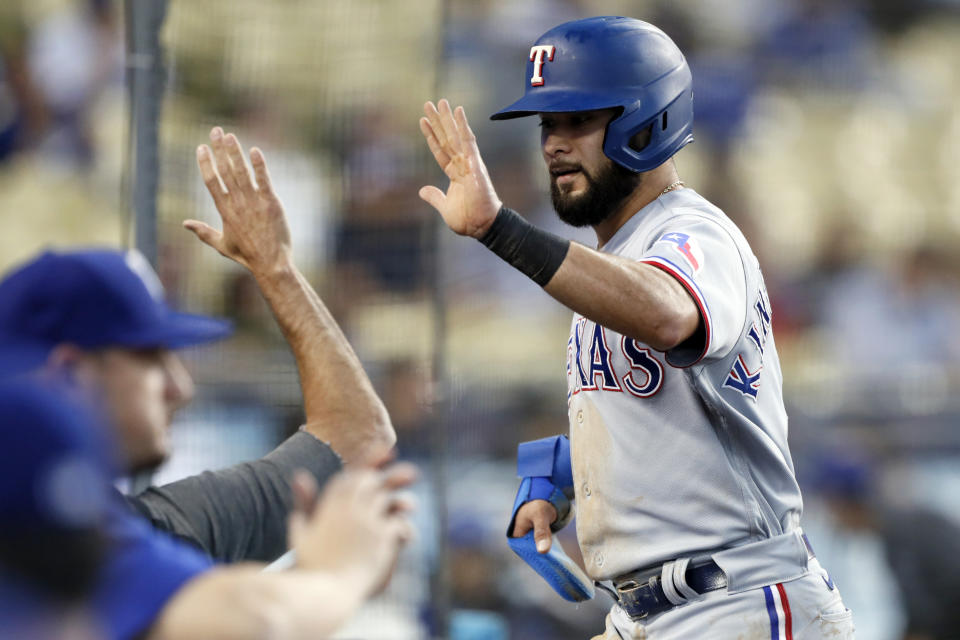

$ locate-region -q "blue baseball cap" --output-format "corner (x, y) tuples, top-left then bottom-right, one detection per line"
(0, 380), (115, 531)
(0, 248), (232, 376)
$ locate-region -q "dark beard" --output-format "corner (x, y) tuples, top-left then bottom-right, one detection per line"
(550, 159), (641, 227)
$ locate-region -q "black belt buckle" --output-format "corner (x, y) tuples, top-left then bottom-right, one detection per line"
(615, 574), (674, 621)
(613, 558), (727, 622)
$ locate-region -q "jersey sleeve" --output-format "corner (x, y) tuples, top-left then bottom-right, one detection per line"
(126, 430), (342, 563)
(93, 501), (214, 640)
(639, 216), (747, 367)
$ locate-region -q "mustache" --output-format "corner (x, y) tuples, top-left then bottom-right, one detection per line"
(549, 161), (583, 176)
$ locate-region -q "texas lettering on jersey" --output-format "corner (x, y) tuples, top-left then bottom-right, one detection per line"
(566, 316), (665, 404)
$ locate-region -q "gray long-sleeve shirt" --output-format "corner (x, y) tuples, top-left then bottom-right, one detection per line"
(124, 431), (342, 563)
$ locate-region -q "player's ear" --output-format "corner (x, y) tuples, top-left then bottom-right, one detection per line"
(45, 343), (96, 387)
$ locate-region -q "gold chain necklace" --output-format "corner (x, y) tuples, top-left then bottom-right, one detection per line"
(659, 180), (685, 197)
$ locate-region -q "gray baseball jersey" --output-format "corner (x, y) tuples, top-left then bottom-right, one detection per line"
(566, 187), (803, 582)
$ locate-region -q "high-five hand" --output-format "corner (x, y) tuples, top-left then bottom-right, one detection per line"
(288, 459), (417, 599)
(187, 127), (293, 276)
(418, 99), (502, 238)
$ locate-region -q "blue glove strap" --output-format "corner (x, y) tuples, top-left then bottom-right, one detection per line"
(527, 477), (555, 503)
(508, 434), (592, 602)
(517, 435), (573, 492)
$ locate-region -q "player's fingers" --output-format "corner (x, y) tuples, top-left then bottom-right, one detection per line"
(345, 468), (385, 504)
(387, 491), (416, 515)
(290, 469), (319, 518)
(224, 133), (255, 198)
(367, 484), (393, 517)
(387, 514), (416, 546)
(210, 127), (242, 199)
(380, 462), (419, 491)
(183, 220), (223, 250)
(250, 147), (274, 195)
(196, 145), (228, 209)
(511, 513), (534, 538)
(454, 105), (477, 150)
(532, 514), (553, 554)
(418, 185), (447, 212)
(420, 118), (452, 169)
(437, 99), (462, 154)
(423, 101), (451, 151)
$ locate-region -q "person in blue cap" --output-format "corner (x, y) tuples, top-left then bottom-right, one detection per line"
(0, 376), (418, 640)
(0, 379), (115, 639)
(0, 125), (397, 564)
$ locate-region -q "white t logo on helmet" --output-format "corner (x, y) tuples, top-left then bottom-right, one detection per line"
(529, 45), (555, 86)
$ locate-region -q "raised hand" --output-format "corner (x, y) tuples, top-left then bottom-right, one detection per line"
(288, 460), (417, 598)
(418, 99), (503, 238)
(186, 127), (292, 276)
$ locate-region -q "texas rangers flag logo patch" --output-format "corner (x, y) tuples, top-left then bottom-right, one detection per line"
(656, 232), (704, 272)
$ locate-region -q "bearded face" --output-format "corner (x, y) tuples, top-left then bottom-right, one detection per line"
(540, 109), (644, 228)
(549, 155), (641, 227)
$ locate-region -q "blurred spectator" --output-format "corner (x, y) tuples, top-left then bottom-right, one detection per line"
(817, 453), (960, 640)
(335, 106), (430, 293)
(0, 5), (46, 162)
(26, 0), (121, 169)
(816, 243), (960, 376)
(378, 357), (434, 459)
(761, 0), (879, 90)
(771, 215), (864, 338)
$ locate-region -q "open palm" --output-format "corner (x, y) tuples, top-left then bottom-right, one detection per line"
(418, 99), (502, 238)
(187, 127), (292, 276)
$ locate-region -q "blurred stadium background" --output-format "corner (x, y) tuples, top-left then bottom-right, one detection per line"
(2, 0), (960, 637)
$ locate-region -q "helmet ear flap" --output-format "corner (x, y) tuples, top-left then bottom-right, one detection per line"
(604, 88), (694, 173)
(629, 124), (654, 153)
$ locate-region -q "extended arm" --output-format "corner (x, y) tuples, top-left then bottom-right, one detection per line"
(146, 565), (364, 640)
(418, 100), (698, 350)
(146, 463), (416, 640)
(186, 129), (395, 464)
(544, 243), (698, 351)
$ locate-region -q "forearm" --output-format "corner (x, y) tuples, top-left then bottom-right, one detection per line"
(543, 242), (699, 350)
(253, 259), (395, 463)
(147, 566), (366, 640)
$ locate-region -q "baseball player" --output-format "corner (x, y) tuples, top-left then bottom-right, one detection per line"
(0, 126), (395, 564)
(419, 16), (853, 639)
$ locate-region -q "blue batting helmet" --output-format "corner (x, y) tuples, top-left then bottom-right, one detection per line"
(491, 16), (694, 173)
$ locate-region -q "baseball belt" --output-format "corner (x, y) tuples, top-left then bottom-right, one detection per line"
(610, 556), (727, 621)
(609, 534), (818, 621)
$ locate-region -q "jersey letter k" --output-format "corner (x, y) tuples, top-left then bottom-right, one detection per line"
(723, 355), (762, 399)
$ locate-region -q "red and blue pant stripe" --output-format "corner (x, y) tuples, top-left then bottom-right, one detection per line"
(763, 583), (793, 639)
